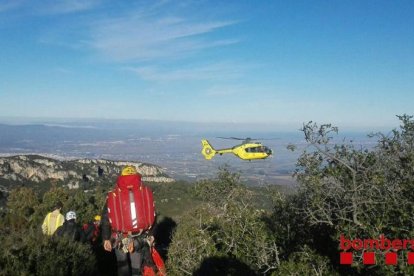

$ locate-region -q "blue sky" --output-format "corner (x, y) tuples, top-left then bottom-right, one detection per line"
(0, 0), (413, 131)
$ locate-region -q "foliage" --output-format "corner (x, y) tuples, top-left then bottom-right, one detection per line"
(2, 115), (414, 275)
(168, 167), (279, 275)
(0, 185), (103, 275)
(148, 180), (201, 219)
(37, 186), (71, 223)
(212, 195), (279, 273)
(193, 165), (241, 205)
(0, 228), (95, 276)
(65, 189), (104, 224)
(32, 235), (96, 276)
(6, 187), (39, 218)
(274, 246), (336, 276)
(4, 187), (39, 229)
(167, 206), (219, 275)
(268, 192), (311, 258)
(293, 114), (414, 273)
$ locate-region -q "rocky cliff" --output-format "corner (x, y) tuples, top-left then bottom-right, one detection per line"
(0, 155), (174, 190)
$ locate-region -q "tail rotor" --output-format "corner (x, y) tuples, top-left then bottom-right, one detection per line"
(201, 139), (216, 160)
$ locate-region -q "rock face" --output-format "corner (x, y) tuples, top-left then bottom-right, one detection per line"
(0, 155), (174, 190)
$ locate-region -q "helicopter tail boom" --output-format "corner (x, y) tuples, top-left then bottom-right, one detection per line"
(201, 139), (216, 160)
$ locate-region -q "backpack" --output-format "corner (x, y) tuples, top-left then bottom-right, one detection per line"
(107, 174), (155, 234)
(82, 222), (100, 243)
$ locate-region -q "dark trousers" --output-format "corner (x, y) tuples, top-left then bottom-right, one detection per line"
(114, 246), (142, 276)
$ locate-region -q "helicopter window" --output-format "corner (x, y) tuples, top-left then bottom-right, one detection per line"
(245, 146), (267, 153)
(251, 147), (260, 153)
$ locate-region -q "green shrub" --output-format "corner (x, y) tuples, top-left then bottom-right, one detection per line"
(0, 229), (95, 276)
(167, 206), (219, 275)
(168, 168), (279, 275)
(274, 246), (336, 276)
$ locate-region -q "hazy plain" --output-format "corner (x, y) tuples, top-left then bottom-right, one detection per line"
(0, 120), (377, 185)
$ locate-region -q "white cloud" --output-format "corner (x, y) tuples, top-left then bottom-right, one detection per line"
(126, 62), (245, 81)
(37, 0), (101, 14)
(4, 1), (240, 68)
(0, 0), (101, 15)
(52, 67), (73, 74)
(204, 85), (260, 97)
(88, 9), (238, 62)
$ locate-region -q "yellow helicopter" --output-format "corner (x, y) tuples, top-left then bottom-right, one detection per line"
(201, 137), (273, 161)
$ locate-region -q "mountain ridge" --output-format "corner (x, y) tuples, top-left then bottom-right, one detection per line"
(0, 154), (174, 192)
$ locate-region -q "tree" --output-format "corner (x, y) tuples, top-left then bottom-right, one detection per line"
(0, 186), (101, 275)
(65, 189), (102, 224)
(274, 246), (336, 276)
(168, 168), (280, 275)
(4, 187), (39, 230)
(193, 165), (241, 205)
(293, 115), (414, 273)
(38, 186), (70, 217)
(167, 206), (219, 275)
(0, 229), (95, 276)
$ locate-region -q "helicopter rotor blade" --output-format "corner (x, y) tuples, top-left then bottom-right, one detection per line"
(217, 137), (246, 140)
(216, 136), (280, 142)
(258, 138), (280, 140)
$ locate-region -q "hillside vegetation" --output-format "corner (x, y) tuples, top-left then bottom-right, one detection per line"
(1, 114), (414, 275)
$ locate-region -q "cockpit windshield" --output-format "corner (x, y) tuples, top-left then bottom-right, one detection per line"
(264, 146), (272, 155)
(245, 146), (272, 154)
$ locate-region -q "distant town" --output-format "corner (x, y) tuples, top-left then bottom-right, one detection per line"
(0, 122), (376, 186)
